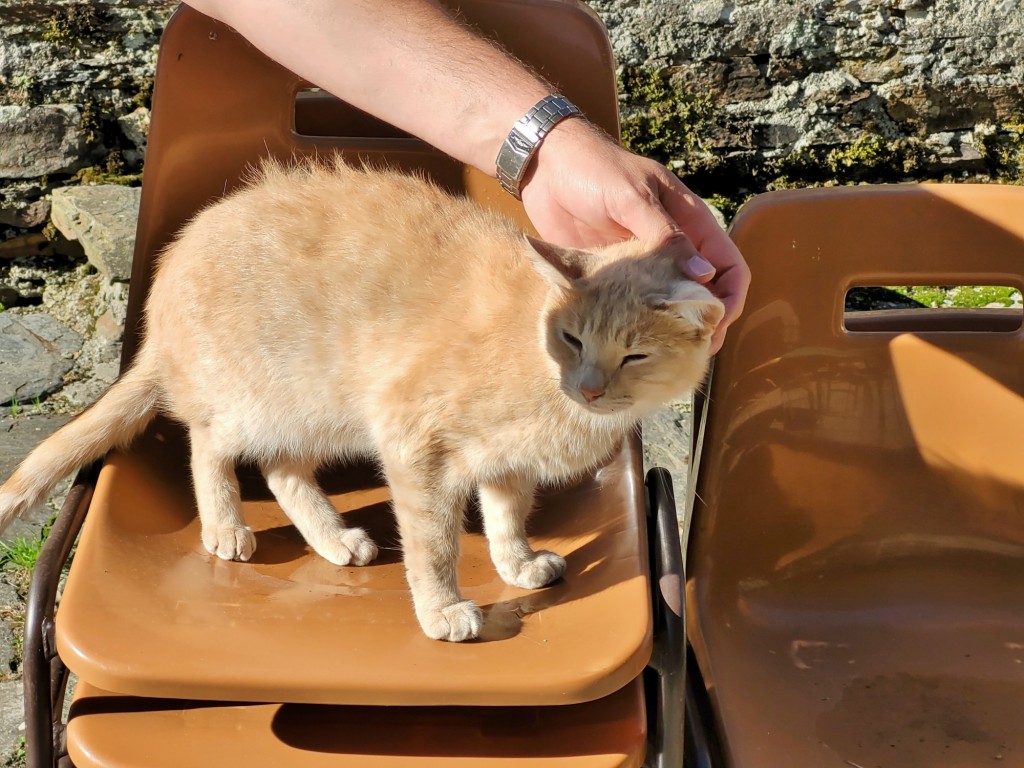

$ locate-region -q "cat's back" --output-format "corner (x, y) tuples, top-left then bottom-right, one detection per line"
(144, 161), (539, 389)
(153, 161), (522, 306)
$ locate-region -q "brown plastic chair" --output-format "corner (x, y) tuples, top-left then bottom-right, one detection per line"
(23, 3), (685, 767)
(686, 184), (1024, 767)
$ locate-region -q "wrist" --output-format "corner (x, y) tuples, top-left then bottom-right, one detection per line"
(519, 117), (608, 195)
(494, 95), (583, 199)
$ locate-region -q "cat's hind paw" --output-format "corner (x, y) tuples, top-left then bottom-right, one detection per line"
(500, 550), (566, 590)
(419, 600), (483, 642)
(203, 525), (257, 562)
(316, 527), (378, 566)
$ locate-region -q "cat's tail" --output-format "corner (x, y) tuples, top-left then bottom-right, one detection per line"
(0, 351), (162, 534)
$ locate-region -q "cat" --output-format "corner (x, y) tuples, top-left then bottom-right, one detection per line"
(0, 159), (722, 641)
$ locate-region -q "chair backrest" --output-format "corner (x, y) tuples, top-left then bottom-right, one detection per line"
(122, 0), (619, 363)
(687, 183), (1024, 766)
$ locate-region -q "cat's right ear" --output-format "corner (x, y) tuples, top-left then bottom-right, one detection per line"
(524, 235), (588, 288)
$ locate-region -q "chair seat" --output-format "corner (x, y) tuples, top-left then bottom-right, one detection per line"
(57, 420), (652, 706)
(66, 678), (647, 768)
(695, 440), (1024, 767)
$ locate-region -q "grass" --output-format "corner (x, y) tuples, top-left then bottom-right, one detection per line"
(0, 536), (45, 572)
(0, 514), (54, 574)
(0, 518), (58, 686)
(886, 285), (1023, 309)
(2, 737), (25, 768)
(4, 397), (40, 418)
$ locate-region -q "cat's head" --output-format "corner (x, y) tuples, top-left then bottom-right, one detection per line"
(526, 235), (724, 417)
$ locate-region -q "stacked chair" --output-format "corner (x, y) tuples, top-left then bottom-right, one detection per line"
(686, 184), (1024, 766)
(24, 3), (685, 767)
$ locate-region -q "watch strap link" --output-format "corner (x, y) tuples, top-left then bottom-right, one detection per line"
(495, 94), (581, 200)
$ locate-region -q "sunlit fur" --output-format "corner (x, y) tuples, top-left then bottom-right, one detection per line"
(0, 160), (722, 641)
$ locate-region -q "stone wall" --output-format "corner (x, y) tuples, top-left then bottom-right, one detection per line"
(591, 0), (1024, 210)
(1, 1), (175, 228)
(4, 0), (1024, 234)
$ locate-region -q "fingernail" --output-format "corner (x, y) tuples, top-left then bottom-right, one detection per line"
(686, 254), (715, 278)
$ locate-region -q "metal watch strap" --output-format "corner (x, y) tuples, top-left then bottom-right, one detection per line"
(495, 94), (581, 200)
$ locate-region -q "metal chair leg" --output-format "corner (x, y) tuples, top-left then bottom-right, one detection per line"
(24, 463), (100, 768)
(645, 467), (685, 768)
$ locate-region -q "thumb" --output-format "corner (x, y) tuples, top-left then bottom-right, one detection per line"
(682, 254), (716, 284)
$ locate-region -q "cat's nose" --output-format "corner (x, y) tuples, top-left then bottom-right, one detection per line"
(578, 384), (605, 403)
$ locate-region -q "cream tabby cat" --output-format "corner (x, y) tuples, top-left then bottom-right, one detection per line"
(0, 160), (722, 641)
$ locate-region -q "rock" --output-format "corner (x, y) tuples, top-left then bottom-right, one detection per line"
(703, 200), (728, 230)
(0, 233), (53, 263)
(0, 313), (82, 405)
(0, 200), (51, 229)
(0, 413), (73, 493)
(0, 620), (13, 676)
(0, 105), (83, 179)
(0, 413), (76, 539)
(118, 107), (151, 153)
(0, 679), (23, 762)
(50, 186), (141, 282)
(641, 398), (694, 521)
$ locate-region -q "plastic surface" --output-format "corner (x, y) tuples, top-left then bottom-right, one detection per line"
(58, 423), (651, 705)
(687, 184), (1024, 767)
(67, 679), (646, 768)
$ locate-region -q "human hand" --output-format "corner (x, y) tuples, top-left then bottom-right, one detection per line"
(521, 119), (749, 354)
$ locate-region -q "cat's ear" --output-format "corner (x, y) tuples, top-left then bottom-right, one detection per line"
(649, 281), (725, 335)
(524, 235), (589, 288)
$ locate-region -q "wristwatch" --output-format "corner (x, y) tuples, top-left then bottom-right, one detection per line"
(495, 94), (581, 200)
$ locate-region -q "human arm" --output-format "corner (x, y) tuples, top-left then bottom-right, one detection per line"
(185, 0), (749, 351)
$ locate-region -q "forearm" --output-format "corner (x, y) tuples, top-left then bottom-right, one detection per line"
(185, 0), (551, 173)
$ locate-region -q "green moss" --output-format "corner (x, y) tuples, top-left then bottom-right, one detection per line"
(41, 4), (101, 51)
(79, 100), (102, 146)
(2, 74), (38, 107)
(825, 134), (922, 175)
(770, 134), (928, 188)
(131, 75), (155, 110)
(704, 192), (748, 222)
(619, 66), (718, 168)
(980, 119), (1024, 184)
(104, 151), (126, 176)
(70, 165), (142, 187)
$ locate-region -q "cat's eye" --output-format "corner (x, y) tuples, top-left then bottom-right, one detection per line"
(621, 353), (649, 367)
(562, 331), (583, 352)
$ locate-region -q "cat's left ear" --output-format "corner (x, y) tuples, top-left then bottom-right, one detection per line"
(524, 235), (590, 288)
(649, 281), (725, 336)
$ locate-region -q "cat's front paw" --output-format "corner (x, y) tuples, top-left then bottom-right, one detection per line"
(316, 527), (378, 566)
(203, 525), (257, 562)
(499, 550), (566, 590)
(418, 600), (483, 642)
